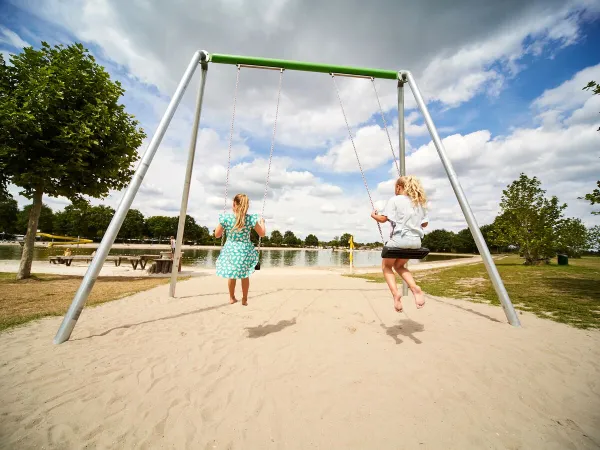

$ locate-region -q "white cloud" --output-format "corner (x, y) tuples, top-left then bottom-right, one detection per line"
(315, 124), (401, 173)
(0, 26), (30, 49)
(5, 0), (600, 244)
(533, 62), (600, 112)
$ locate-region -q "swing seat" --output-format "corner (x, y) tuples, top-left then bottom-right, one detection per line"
(381, 246), (430, 259)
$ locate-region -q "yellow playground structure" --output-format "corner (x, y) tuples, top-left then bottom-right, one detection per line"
(36, 233), (93, 247)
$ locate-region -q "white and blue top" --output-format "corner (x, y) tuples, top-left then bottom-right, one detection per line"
(380, 195), (428, 245)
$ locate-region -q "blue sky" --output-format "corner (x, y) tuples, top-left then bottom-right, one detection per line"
(1, 0), (599, 242)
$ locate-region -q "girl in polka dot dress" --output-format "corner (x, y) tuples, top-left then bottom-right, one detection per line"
(214, 193), (266, 306)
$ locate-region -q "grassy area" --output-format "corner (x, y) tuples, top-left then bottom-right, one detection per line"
(0, 273), (189, 332)
(348, 255), (600, 329)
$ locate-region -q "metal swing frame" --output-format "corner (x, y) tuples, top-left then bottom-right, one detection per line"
(53, 50), (521, 345)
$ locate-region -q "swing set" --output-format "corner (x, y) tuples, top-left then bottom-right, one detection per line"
(53, 51), (521, 344)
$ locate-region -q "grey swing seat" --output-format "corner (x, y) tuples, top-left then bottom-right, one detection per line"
(381, 246), (430, 259)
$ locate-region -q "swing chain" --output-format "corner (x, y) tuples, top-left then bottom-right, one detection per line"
(257, 68), (284, 252)
(371, 77), (401, 177)
(331, 74), (385, 243)
(221, 65), (242, 246)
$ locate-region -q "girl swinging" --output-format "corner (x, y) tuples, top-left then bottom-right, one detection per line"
(371, 176), (429, 313)
(214, 194), (266, 306)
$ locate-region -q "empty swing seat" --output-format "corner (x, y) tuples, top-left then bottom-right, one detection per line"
(381, 247), (430, 259)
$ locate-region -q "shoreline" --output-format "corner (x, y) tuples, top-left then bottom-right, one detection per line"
(0, 255), (484, 277)
(0, 242), (478, 257)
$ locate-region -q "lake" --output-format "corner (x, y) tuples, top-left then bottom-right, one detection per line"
(0, 245), (469, 269)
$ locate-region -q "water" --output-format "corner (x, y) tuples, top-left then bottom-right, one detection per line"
(0, 245), (468, 269)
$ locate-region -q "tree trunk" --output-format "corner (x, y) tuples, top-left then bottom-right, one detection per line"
(16, 188), (43, 280)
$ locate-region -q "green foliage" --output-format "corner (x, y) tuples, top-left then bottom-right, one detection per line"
(270, 230), (283, 246)
(0, 43), (145, 200)
(495, 174), (566, 265)
(453, 228), (477, 253)
(145, 216), (177, 241)
(339, 233), (352, 248)
(17, 203), (54, 233)
(283, 230), (301, 246)
(587, 225), (600, 253)
(304, 234), (319, 247)
(556, 218), (588, 258)
(0, 43), (145, 278)
(0, 191), (18, 233)
(118, 209), (146, 241)
(422, 229), (455, 252)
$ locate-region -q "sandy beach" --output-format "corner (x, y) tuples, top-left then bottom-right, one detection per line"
(1, 267), (599, 449)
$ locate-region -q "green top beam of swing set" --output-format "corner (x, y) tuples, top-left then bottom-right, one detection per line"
(209, 53), (399, 80)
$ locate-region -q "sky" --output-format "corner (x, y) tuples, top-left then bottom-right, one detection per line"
(1, 0), (599, 243)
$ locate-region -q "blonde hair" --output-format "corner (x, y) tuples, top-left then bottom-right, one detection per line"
(396, 176), (427, 207)
(232, 193), (250, 231)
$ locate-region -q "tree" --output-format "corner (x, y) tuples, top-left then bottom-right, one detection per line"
(53, 201), (89, 237)
(454, 228), (477, 253)
(422, 229), (455, 252)
(339, 233), (352, 248)
(0, 43), (145, 279)
(305, 234), (319, 247)
(283, 230), (299, 247)
(270, 230), (283, 246)
(17, 204), (54, 234)
(495, 174), (566, 265)
(87, 205), (116, 239)
(556, 218), (588, 258)
(587, 225), (600, 253)
(118, 209), (146, 241)
(0, 191), (18, 233)
(146, 216), (177, 242)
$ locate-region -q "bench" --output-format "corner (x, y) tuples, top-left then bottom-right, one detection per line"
(48, 255), (120, 267)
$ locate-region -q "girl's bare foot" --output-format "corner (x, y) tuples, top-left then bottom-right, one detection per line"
(230, 297), (238, 304)
(393, 293), (403, 312)
(241, 298), (248, 306)
(412, 286), (426, 309)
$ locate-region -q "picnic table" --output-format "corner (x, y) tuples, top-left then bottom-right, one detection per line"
(118, 254), (161, 270)
(146, 252), (184, 274)
(48, 253), (178, 271)
(49, 255), (119, 267)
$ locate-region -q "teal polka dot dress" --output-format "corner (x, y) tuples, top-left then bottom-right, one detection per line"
(216, 213), (260, 280)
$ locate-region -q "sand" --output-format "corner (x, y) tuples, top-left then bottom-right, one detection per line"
(1, 270), (599, 449)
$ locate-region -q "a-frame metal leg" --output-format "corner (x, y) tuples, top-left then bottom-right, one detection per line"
(400, 70), (521, 327)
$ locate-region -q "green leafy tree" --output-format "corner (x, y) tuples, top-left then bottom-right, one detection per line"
(270, 230), (283, 246)
(87, 205), (116, 239)
(53, 201), (89, 237)
(146, 216), (177, 242)
(422, 229), (455, 252)
(283, 230), (298, 247)
(339, 233), (352, 248)
(118, 209), (146, 241)
(587, 225), (600, 253)
(0, 43), (145, 279)
(453, 228), (477, 253)
(0, 191), (18, 233)
(495, 174), (566, 265)
(556, 218), (588, 258)
(305, 234), (319, 247)
(17, 203), (54, 234)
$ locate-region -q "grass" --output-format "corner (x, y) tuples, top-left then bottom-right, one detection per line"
(348, 255), (600, 329)
(0, 273), (190, 332)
